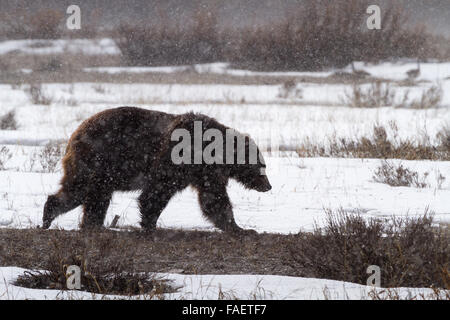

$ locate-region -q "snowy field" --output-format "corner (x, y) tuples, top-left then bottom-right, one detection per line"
(0, 267), (445, 300)
(0, 80), (449, 232)
(0, 38), (449, 299)
(1, 153), (449, 233)
(0, 81), (449, 148)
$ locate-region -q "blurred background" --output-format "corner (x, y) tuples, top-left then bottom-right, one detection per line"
(0, 0), (449, 72)
(1, 0), (450, 35)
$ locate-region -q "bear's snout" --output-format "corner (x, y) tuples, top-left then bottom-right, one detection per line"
(255, 175), (272, 192)
(42, 220), (51, 229)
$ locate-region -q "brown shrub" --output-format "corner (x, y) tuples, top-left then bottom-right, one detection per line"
(297, 124), (450, 161)
(342, 82), (443, 109)
(278, 80), (303, 99)
(437, 126), (450, 151)
(13, 231), (175, 296)
(0, 146), (12, 170)
(116, 7), (222, 66)
(288, 209), (449, 288)
(373, 160), (429, 188)
(341, 81), (396, 108)
(226, 0), (440, 71)
(0, 110), (18, 130)
(407, 85), (443, 109)
(38, 141), (65, 173)
(115, 1), (443, 71)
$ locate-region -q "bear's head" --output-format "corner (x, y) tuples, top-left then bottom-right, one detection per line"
(228, 133), (272, 193)
(42, 194), (59, 229)
(162, 113), (272, 193)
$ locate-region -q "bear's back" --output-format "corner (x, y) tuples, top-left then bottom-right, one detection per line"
(62, 107), (177, 189)
(69, 107), (175, 146)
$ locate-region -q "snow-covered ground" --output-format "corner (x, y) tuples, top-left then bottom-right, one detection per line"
(84, 62), (337, 78)
(1, 154), (449, 232)
(0, 80), (449, 232)
(0, 267), (446, 300)
(85, 60), (450, 82)
(0, 38), (119, 56)
(0, 81), (449, 148)
(0, 38), (449, 299)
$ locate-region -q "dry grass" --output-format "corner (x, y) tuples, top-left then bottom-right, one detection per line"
(0, 228), (299, 277)
(342, 82), (443, 109)
(368, 286), (450, 300)
(373, 160), (430, 188)
(341, 81), (396, 108)
(0, 110), (18, 130)
(0, 146), (12, 170)
(23, 83), (53, 105)
(277, 80), (303, 99)
(297, 124), (450, 161)
(38, 141), (66, 173)
(403, 85), (444, 109)
(437, 126), (450, 150)
(288, 209), (449, 289)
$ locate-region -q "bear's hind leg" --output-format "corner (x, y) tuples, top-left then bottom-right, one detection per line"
(197, 184), (244, 234)
(80, 191), (112, 230)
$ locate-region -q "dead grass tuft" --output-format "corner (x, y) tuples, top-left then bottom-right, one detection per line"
(0, 110), (18, 130)
(342, 82), (443, 109)
(373, 160), (430, 188)
(278, 80), (303, 99)
(341, 81), (396, 108)
(24, 83), (53, 105)
(406, 85), (443, 109)
(38, 141), (66, 173)
(0, 146), (12, 170)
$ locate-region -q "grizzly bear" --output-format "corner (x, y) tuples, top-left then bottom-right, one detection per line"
(42, 107), (271, 233)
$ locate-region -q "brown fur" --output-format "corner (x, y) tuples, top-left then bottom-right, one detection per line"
(43, 107), (271, 233)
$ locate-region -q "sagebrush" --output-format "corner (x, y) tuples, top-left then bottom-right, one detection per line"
(288, 210), (449, 289)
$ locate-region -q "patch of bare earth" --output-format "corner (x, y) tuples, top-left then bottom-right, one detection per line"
(0, 211), (448, 291)
(0, 227), (301, 277)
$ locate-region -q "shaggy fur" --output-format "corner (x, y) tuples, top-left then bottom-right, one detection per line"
(43, 107), (271, 233)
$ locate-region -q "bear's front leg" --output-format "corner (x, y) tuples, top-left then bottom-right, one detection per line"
(80, 191), (112, 230)
(138, 180), (188, 232)
(197, 184), (246, 234)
